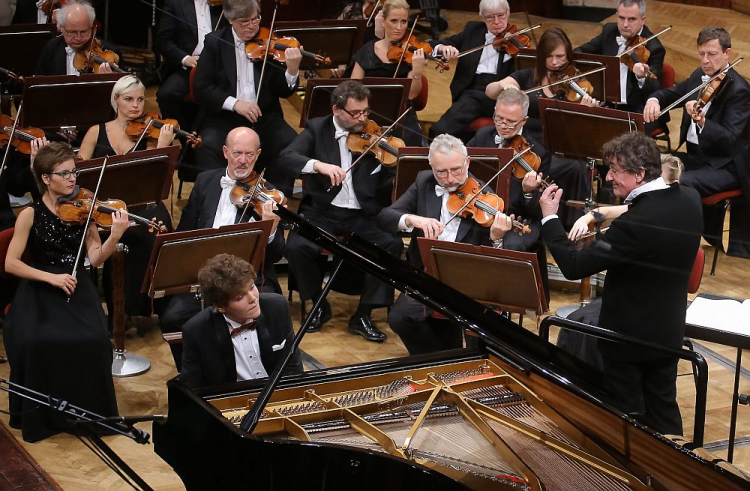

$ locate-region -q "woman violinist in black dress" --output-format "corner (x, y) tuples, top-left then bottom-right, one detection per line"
(4, 142), (129, 442)
(350, 0), (425, 147)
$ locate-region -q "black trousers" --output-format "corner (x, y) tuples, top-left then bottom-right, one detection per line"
(285, 206), (402, 308)
(156, 69), (195, 130)
(429, 89), (496, 143)
(388, 293), (463, 355)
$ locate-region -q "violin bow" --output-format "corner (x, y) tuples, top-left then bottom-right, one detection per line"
(657, 57), (743, 118)
(366, 0), (381, 27)
(620, 25), (672, 57)
(69, 156), (109, 301)
(524, 66), (607, 95)
(0, 101), (23, 183)
(255, 0), (286, 103)
(127, 117), (156, 154)
(393, 19), (420, 79)
(455, 24), (541, 59)
(444, 146), (533, 226)
(326, 107), (412, 193)
(237, 168), (266, 223)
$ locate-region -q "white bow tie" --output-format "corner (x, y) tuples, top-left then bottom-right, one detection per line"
(485, 32), (495, 42)
(435, 185), (448, 197)
(494, 134), (505, 147)
(701, 75), (711, 83)
(616, 36), (627, 47)
(65, 46), (75, 55)
(334, 129), (349, 140)
(220, 176), (236, 190)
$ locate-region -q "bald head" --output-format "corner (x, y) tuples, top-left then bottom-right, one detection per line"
(58, 1), (95, 50)
(224, 127), (262, 180)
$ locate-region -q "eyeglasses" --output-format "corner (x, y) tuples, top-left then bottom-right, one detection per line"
(236, 16), (262, 27)
(341, 107), (371, 119)
(62, 27), (91, 38)
(433, 160), (467, 178)
(482, 11), (508, 21)
(492, 115), (523, 129)
(48, 169), (80, 180)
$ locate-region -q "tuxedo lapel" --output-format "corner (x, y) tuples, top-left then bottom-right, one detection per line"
(221, 28), (238, 93)
(424, 177), (442, 221)
(182, 0), (198, 40)
(56, 37), (68, 75)
(200, 175), (224, 228)
(210, 310), (237, 382)
(323, 118), (342, 166)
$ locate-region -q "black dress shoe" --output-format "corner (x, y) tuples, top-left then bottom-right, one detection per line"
(348, 315), (387, 342)
(305, 301), (331, 333)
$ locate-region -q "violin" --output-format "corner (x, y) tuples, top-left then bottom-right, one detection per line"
(620, 35), (656, 80)
(693, 72), (725, 117)
(445, 177), (530, 234)
(0, 115), (45, 155)
(346, 119), (405, 167)
(387, 34), (450, 73)
(125, 112), (202, 148)
(547, 64), (597, 105)
(504, 135), (552, 187)
(229, 172), (287, 216)
(73, 37), (125, 73)
(245, 27), (332, 66)
(363, 0), (380, 18)
(493, 25), (533, 56)
(58, 187), (166, 232)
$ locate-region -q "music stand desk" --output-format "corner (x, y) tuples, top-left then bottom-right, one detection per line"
(274, 20), (366, 69)
(0, 24), (57, 77)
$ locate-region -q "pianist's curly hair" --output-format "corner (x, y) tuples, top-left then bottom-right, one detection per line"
(198, 254), (257, 307)
(602, 132), (661, 182)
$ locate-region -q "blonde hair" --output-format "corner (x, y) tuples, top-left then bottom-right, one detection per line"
(660, 154), (684, 184)
(383, 0), (409, 18)
(110, 75), (145, 112)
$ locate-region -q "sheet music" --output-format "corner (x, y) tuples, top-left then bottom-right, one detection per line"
(685, 296), (750, 335)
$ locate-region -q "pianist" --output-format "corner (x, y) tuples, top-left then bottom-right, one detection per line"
(180, 254), (303, 388)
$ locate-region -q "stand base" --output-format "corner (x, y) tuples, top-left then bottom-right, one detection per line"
(112, 350), (150, 377)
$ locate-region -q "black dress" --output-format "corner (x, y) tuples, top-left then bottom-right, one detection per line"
(352, 40), (424, 147)
(4, 201), (118, 442)
(92, 124), (174, 318)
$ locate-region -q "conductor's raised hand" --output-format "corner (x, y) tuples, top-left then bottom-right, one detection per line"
(314, 161), (346, 187)
(406, 215), (444, 239)
(540, 185), (563, 218)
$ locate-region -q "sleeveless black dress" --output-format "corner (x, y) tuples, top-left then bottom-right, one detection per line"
(4, 201), (118, 442)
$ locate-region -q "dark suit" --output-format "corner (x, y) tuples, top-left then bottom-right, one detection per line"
(542, 183), (702, 435)
(35, 36), (121, 75)
(428, 21), (516, 141)
(180, 294), (303, 388)
(279, 115), (402, 307)
(193, 25), (298, 192)
(377, 170), (492, 354)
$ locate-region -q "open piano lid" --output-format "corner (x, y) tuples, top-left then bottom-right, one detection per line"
(153, 207), (750, 491)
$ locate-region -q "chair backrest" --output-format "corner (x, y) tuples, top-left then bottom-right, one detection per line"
(412, 74), (428, 111)
(185, 67), (198, 103)
(688, 247), (705, 294)
(0, 227), (15, 277)
(660, 62), (675, 89)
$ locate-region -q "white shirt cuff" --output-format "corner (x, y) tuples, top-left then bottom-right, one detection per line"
(223, 96), (238, 112)
(636, 76), (646, 88)
(432, 44), (443, 57)
(267, 231), (276, 244)
(285, 70), (299, 88)
(181, 55), (190, 67)
(302, 159), (318, 174)
(397, 214), (413, 231)
(646, 96), (659, 105)
(541, 214), (559, 225)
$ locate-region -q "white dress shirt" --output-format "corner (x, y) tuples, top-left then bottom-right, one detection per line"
(180, 0), (212, 66)
(433, 32), (510, 75)
(224, 315), (268, 381)
(64, 46), (79, 76)
(616, 28), (646, 103)
(397, 184), (461, 242)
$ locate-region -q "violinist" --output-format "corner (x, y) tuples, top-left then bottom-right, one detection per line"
(428, 0), (517, 142)
(377, 134), (514, 355)
(349, 0), (425, 147)
(160, 127), (286, 339)
(575, 0), (665, 129)
(643, 26), (750, 257)
(35, 1), (120, 76)
(193, 0), (301, 195)
(279, 80), (403, 341)
(338, 0), (385, 42)
(4, 142), (128, 442)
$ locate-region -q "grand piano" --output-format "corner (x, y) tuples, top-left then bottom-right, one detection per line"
(153, 208), (749, 491)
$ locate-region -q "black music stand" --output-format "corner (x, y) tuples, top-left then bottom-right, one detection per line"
(300, 77), (411, 128)
(393, 147), (514, 205)
(0, 24), (57, 77)
(274, 20), (366, 71)
(516, 49), (621, 104)
(22, 73), (125, 139)
(76, 147), (180, 377)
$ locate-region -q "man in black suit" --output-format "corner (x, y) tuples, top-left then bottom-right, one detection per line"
(35, 1), (120, 75)
(428, 0), (516, 142)
(193, 0), (301, 195)
(155, 0), (224, 129)
(377, 134), (513, 354)
(180, 254), (302, 389)
(540, 132), (702, 436)
(645, 26), (750, 257)
(576, 0), (664, 124)
(279, 80), (403, 342)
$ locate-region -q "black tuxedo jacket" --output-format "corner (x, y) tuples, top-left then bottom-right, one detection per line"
(194, 25), (297, 116)
(177, 168), (285, 291)
(35, 36), (122, 75)
(576, 23), (663, 110)
(377, 170), (492, 270)
(542, 184), (702, 361)
(180, 293), (302, 388)
(467, 126), (550, 221)
(429, 21), (516, 102)
(156, 0), (225, 73)
(278, 116), (395, 217)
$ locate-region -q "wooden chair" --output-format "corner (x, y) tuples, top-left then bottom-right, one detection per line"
(650, 62), (675, 152)
(701, 189), (744, 276)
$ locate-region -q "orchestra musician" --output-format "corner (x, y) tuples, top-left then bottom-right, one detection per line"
(644, 26), (750, 257)
(338, 0), (385, 42)
(575, 0), (665, 131)
(180, 253), (302, 389)
(4, 142), (128, 442)
(193, 0), (301, 195)
(278, 80), (403, 341)
(428, 0), (518, 142)
(350, 0), (425, 147)
(539, 132), (702, 436)
(155, 0), (226, 130)
(35, 0), (120, 76)
(377, 134), (514, 355)
(160, 127), (286, 337)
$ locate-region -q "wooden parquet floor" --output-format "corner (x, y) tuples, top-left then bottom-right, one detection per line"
(3, 2), (750, 489)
